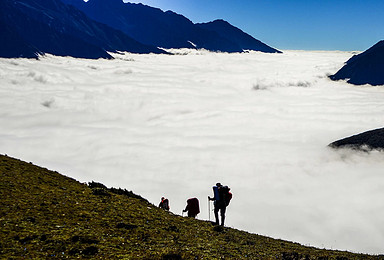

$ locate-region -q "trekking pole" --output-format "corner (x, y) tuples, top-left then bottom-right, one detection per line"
(208, 196), (210, 221)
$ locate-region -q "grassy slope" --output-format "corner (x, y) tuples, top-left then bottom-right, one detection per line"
(0, 154), (382, 259)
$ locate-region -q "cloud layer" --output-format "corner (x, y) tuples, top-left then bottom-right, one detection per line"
(1, 50), (384, 254)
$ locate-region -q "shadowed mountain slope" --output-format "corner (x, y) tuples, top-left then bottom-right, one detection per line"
(329, 41), (384, 86)
(0, 0), (166, 59)
(329, 127), (384, 151)
(61, 0), (280, 53)
(0, 154), (382, 259)
(0, 19), (42, 59)
(196, 19), (281, 53)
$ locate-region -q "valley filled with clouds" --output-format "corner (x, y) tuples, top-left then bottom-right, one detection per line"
(1, 50), (383, 254)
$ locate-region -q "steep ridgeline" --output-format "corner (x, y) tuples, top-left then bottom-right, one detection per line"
(329, 127), (384, 151)
(196, 19), (281, 53)
(0, 0), (166, 59)
(61, 0), (281, 53)
(329, 41), (384, 86)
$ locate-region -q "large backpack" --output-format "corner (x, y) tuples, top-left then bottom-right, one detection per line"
(163, 199), (170, 210)
(187, 198), (200, 215)
(221, 186), (232, 206)
(219, 186), (232, 206)
(213, 185), (220, 201)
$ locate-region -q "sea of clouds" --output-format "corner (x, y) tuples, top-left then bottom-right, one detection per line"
(1, 49), (383, 254)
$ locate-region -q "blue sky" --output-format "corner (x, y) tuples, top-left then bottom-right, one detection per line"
(127, 0), (384, 51)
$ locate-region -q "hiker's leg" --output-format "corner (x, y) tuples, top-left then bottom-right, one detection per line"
(220, 206), (226, 226)
(214, 206), (219, 225)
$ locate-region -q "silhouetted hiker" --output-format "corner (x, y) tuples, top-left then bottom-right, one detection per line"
(182, 198), (200, 218)
(208, 183), (232, 226)
(159, 197), (170, 210)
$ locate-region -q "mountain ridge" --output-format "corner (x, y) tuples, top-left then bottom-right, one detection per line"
(329, 127), (384, 151)
(1, 0), (281, 58)
(0, 0), (166, 59)
(329, 40), (384, 86)
(61, 0), (281, 53)
(196, 19), (282, 53)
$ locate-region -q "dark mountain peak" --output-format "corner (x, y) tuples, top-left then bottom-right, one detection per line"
(164, 10), (194, 26)
(197, 20), (281, 53)
(330, 40), (384, 86)
(366, 40), (384, 51)
(208, 19), (230, 25)
(198, 19), (246, 36)
(347, 40), (384, 64)
(119, 1), (165, 15)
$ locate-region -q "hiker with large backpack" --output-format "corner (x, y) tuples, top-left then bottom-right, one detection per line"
(158, 197), (170, 210)
(182, 198), (200, 218)
(208, 182), (232, 226)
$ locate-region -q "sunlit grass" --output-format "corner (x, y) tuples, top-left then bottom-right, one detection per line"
(0, 154), (382, 259)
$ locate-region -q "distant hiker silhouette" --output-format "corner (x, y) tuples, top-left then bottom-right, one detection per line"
(159, 197), (170, 210)
(208, 183), (232, 226)
(182, 198), (200, 218)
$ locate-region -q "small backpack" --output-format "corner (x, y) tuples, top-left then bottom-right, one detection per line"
(163, 199), (170, 210)
(160, 198), (170, 210)
(226, 190), (232, 206)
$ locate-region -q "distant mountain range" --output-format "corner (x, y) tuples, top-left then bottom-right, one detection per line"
(0, 0), (166, 59)
(0, 0), (281, 59)
(61, 0), (281, 54)
(330, 40), (384, 86)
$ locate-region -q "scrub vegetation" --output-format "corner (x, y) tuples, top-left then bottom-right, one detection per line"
(1, 154), (382, 259)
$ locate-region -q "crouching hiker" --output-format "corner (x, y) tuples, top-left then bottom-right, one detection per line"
(182, 198), (200, 218)
(159, 197), (170, 210)
(208, 183), (232, 226)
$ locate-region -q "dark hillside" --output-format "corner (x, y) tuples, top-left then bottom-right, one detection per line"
(329, 127), (384, 151)
(329, 41), (384, 86)
(0, 0), (165, 59)
(0, 154), (382, 259)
